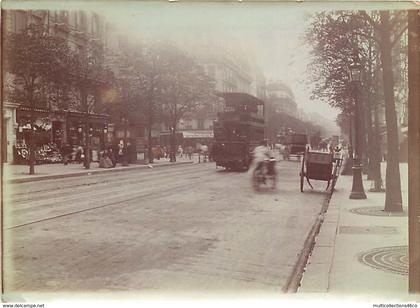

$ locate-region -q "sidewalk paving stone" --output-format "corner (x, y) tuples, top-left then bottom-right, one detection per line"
(315, 222), (338, 247)
(323, 208), (339, 223)
(299, 163), (411, 299)
(299, 263), (330, 292)
(308, 246), (335, 265)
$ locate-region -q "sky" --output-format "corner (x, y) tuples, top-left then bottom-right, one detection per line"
(5, 0), (412, 127)
(92, 2), (341, 127)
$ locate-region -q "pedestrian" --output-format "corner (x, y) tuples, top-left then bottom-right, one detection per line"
(122, 142), (129, 165)
(318, 140), (328, 151)
(186, 146), (193, 160)
(108, 146), (117, 167)
(178, 145), (183, 157)
(118, 140), (124, 163)
(201, 144), (208, 162)
(164, 146), (168, 159)
(99, 150), (113, 168)
(61, 142), (72, 165)
(126, 141), (132, 164)
(75, 145), (84, 164)
(155, 145), (162, 160)
(208, 143), (214, 162)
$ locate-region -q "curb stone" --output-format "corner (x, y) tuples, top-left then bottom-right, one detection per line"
(283, 188), (334, 293)
(6, 161), (194, 184)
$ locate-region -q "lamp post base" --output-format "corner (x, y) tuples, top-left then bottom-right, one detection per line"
(349, 164), (367, 200)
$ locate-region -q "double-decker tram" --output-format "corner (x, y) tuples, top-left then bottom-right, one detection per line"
(212, 92), (265, 171)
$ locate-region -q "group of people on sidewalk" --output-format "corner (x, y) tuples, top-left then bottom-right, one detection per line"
(61, 143), (85, 165)
(61, 140), (135, 169)
(98, 141), (136, 168)
(178, 144), (211, 162)
(60, 141), (214, 168)
(152, 144), (212, 162)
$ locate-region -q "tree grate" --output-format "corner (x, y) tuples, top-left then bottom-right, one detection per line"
(357, 246), (408, 275)
(349, 206), (407, 217)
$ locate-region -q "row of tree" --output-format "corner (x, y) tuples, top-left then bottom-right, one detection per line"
(106, 42), (219, 163)
(4, 23), (218, 173)
(305, 10), (408, 212)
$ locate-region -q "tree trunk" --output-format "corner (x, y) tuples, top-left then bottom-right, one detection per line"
(365, 91), (375, 180)
(371, 96), (384, 192)
(379, 11), (403, 211)
(361, 98), (369, 175)
(349, 113), (354, 160)
(122, 118), (128, 166)
(28, 90), (35, 175)
(82, 85), (91, 170)
(147, 101), (154, 164)
(341, 114), (354, 176)
(365, 41), (375, 181)
(29, 106), (36, 175)
(169, 126), (176, 162)
(365, 106), (374, 180)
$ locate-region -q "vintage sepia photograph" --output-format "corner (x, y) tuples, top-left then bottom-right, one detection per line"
(1, 0), (419, 306)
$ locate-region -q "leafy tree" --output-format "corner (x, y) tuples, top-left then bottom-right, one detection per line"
(68, 43), (113, 169)
(361, 10), (407, 211)
(159, 46), (217, 162)
(305, 12), (357, 112)
(105, 43), (173, 163)
(305, 10), (407, 211)
(131, 44), (171, 163)
(4, 24), (71, 174)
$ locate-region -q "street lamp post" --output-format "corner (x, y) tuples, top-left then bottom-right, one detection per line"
(349, 51), (367, 200)
(341, 113), (354, 175)
(85, 127), (93, 169)
(103, 126), (108, 150)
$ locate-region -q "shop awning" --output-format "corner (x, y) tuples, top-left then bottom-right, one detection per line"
(182, 131), (214, 139)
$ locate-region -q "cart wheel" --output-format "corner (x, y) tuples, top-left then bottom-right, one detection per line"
(330, 163), (339, 191)
(300, 156), (305, 192)
(330, 176), (337, 192)
(331, 166), (339, 191)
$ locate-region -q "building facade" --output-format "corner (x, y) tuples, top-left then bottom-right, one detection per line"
(171, 38), (266, 150)
(266, 82), (298, 117)
(3, 9), (109, 163)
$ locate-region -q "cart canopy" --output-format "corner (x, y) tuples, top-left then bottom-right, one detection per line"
(306, 151), (333, 165)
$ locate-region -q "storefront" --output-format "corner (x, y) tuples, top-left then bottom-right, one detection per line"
(14, 106), (109, 164)
(2, 102), (19, 163)
(181, 130), (214, 149)
(159, 130), (214, 150)
(65, 111), (110, 161)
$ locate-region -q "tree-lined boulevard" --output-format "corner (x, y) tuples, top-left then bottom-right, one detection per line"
(2, 4), (419, 298)
(3, 161), (328, 291)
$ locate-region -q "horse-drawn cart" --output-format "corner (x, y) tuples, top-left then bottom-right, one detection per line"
(299, 149), (342, 192)
(283, 133), (307, 160)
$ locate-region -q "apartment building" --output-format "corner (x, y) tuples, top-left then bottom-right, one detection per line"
(2, 10), (108, 163)
(266, 82), (298, 117)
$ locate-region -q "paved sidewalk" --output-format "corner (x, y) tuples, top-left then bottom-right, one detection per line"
(299, 163), (417, 300)
(3, 154), (209, 183)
